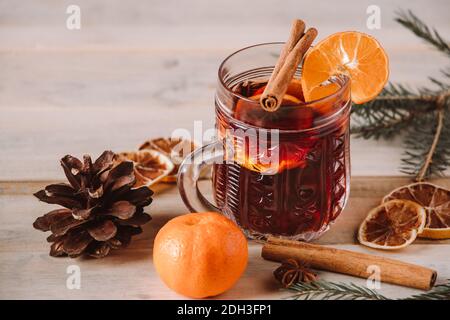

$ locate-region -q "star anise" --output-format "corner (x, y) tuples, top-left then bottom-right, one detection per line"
(274, 259), (318, 288)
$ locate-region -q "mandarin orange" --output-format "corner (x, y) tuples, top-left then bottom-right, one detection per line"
(153, 212), (248, 298)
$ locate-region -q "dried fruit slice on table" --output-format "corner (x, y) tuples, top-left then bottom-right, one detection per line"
(301, 31), (389, 103)
(358, 200), (426, 250)
(139, 137), (198, 182)
(115, 150), (174, 188)
(383, 182), (450, 239)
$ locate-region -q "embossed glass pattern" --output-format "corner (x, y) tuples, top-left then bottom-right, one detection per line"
(178, 43), (351, 241)
(213, 43), (351, 240)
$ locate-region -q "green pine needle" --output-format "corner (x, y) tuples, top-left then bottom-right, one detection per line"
(404, 281), (450, 300)
(400, 108), (450, 178)
(285, 280), (388, 300)
(351, 83), (436, 140)
(284, 279), (450, 300)
(395, 10), (450, 57)
(350, 10), (450, 180)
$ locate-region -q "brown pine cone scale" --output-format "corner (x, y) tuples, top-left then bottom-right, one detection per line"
(33, 151), (153, 258)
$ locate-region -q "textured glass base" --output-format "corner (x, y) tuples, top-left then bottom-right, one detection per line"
(221, 207), (333, 242)
(242, 222), (331, 242)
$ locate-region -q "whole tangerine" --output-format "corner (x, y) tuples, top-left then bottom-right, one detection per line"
(153, 212), (248, 298)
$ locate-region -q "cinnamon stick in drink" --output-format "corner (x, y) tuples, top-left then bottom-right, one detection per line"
(267, 19), (305, 86)
(260, 24), (317, 112)
(262, 237), (437, 290)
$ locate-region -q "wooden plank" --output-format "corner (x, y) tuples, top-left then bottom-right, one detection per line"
(0, 49), (446, 110)
(0, 49), (448, 180)
(1, 0), (450, 300)
(6, 0), (447, 28)
(2, 25), (449, 52)
(2, 177), (448, 248)
(0, 0), (449, 51)
(0, 106), (437, 179)
(1, 177), (449, 298)
(0, 243), (448, 299)
(1, 2), (449, 181)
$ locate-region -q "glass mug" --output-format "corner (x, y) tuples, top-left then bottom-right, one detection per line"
(178, 43), (351, 241)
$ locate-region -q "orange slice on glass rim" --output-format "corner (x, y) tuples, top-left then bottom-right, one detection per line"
(139, 137), (198, 182)
(358, 200), (426, 250)
(383, 182), (450, 239)
(115, 150), (174, 188)
(301, 31), (389, 104)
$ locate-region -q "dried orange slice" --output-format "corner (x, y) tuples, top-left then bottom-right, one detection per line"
(358, 200), (426, 250)
(139, 137), (198, 182)
(301, 31), (389, 104)
(115, 150), (174, 188)
(383, 182), (450, 239)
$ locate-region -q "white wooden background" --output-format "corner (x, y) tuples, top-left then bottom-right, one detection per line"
(0, 0), (449, 300)
(1, 0), (450, 179)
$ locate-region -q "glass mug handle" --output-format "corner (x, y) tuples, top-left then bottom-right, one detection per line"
(177, 140), (223, 213)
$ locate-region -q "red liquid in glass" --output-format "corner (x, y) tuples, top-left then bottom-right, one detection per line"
(213, 79), (350, 240)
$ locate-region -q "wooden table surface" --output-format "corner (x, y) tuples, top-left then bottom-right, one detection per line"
(1, 0), (449, 299)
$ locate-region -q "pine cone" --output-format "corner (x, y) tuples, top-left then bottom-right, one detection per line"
(33, 151), (153, 258)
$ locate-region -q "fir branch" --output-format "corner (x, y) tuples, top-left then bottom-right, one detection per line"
(350, 83), (436, 140)
(350, 11), (450, 180)
(401, 104), (450, 179)
(404, 280), (450, 300)
(284, 281), (388, 300)
(415, 96), (447, 181)
(284, 279), (450, 300)
(395, 10), (450, 57)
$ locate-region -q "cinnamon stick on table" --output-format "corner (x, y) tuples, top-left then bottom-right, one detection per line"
(262, 237), (437, 291)
(260, 20), (317, 112)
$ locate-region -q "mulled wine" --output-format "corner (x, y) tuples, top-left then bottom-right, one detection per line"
(212, 77), (351, 240)
(178, 42), (352, 241)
